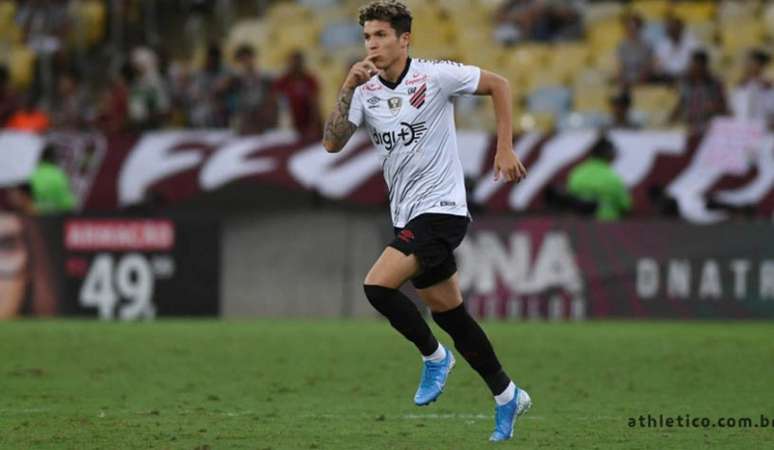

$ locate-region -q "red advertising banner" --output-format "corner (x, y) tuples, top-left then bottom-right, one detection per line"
(64, 219), (175, 251)
(0, 213), (219, 320)
(456, 218), (774, 319)
(2, 120), (773, 222)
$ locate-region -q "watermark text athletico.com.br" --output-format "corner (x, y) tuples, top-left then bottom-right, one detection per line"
(628, 414), (774, 429)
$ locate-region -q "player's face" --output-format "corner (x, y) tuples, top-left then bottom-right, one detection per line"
(363, 20), (410, 70)
(0, 214), (28, 319)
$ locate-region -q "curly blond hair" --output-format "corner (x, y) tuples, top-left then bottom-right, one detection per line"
(358, 0), (412, 36)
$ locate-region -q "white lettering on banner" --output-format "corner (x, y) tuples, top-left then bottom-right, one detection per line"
(472, 131), (543, 203)
(667, 118), (767, 223)
(467, 291), (586, 320)
(506, 296), (521, 319)
(116, 254), (154, 320)
(199, 130), (295, 190)
(457, 231), (582, 295)
(527, 297), (541, 320)
(607, 130), (685, 187)
(667, 260), (691, 298)
(571, 295), (585, 320)
(509, 130), (598, 209)
(118, 130), (295, 205)
(715, 136), (774, 206)
(456, 232), (529, 294)
(635, 258), (774, 300)
(532, 232), (584, 293)
(288, 131), (382, 198)
(548, 294), (563, 321)
(80, 253), (157, 320)
(761, 261), (774, 300)
(28, 123), (764, 220)
(698, 259), (722, 300)
(730, 260), (751, 299)
(457, 131), (492, 178)
(118, 131), (230, 205)
(637, 258), (660, 299)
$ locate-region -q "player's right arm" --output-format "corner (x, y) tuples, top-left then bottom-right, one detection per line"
(322, 56), (379, 153)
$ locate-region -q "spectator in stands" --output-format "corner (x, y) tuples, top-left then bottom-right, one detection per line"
(188, 45), (230, 128)
(494, 0), (583, 45)
(228, 44), (278, 135)
(653, 14), (701, 83)
(15, 0), (70, 49)
(50, 70), (91, 129)
(15, 0), (71, 103)
(730, 49), (774, 128)
(5, 94), (50, 133)
(607, 91), (640, 129)
(96, 64), (130, 133)
(567, 135), (631, 221)
(670, 50), (728, 132)
(127, 47), (171, 130)
(166, 58), (193, 127)
(0, 65), (20, 126)
(274, 50), (322, 141)
(616, 13), (653, 87)
(29, 145), (76, 215)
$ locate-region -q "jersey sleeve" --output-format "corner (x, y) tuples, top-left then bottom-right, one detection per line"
(347, 87), (364, 127)
(435, 61), (481, 97)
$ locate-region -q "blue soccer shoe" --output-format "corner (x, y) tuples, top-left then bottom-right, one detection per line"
(413, 348), (455, 406)
(489, 387), (532, 442)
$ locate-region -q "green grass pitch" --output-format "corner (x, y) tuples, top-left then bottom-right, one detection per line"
(1, 320), (773, 449)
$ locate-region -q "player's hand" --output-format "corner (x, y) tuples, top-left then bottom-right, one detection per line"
(494, 149), (527, 183)
(343, 55), (381, 89)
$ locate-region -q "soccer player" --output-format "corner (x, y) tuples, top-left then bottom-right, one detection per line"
(322, 0), (530, 442)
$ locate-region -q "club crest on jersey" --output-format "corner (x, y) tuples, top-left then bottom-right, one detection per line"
(387, 97), (402, 115)
(410, 83), (426, 109)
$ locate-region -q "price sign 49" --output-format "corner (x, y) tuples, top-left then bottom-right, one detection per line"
(79, 253), (166, 320)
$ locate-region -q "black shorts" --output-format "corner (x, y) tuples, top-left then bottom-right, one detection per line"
(389, 213), (469, 289)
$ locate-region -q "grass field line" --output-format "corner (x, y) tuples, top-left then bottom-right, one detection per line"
(0, 407), (620, 423)
(0, 408), (51, 415)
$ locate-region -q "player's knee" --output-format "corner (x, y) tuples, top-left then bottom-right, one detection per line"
(363, 284), (395, 312)
(363, 284), (394, 300)
(419, 290), (462, 313)
(364, 270), (397, 288)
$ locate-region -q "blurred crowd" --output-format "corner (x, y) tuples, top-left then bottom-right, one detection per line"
(0, 0), (323, 139)
(611, 10), (772, 131)
(0, 0), (772, 141)
(491, 1), (774, 132)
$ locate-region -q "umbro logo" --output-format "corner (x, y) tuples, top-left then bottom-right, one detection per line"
(367, 96), (380, 105)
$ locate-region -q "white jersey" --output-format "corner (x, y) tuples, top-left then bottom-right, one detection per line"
(348, 58), (481, 228)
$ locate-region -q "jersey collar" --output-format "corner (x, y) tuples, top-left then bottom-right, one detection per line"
(378, 57), (412, 90)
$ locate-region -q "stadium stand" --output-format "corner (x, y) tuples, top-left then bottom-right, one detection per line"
(0, 0), (771, 134)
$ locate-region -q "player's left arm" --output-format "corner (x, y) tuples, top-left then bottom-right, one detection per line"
(474, 70), (527, 182)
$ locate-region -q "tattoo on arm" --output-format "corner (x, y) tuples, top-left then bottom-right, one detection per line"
(323, 87), (357, 152)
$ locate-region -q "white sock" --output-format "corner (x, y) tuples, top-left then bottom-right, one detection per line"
(494, 381), (516, 406)
(422, 343), (447, 363)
